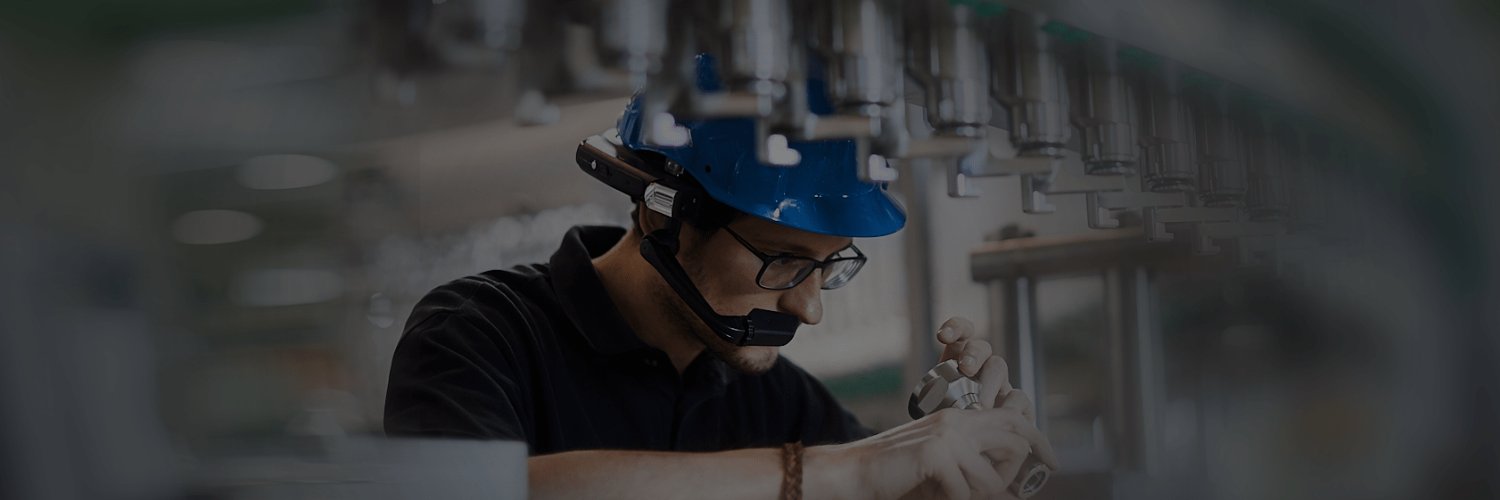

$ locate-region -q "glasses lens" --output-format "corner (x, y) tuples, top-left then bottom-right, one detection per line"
(760, 256), (816, 290)
(820, 258), (865, 290)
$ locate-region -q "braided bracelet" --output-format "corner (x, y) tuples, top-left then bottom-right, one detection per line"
(780, 441), (804, 500)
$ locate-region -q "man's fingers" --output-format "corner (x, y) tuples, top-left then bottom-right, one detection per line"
(937, 317), (991, 377)
(976, 356), (1011, 408)
(982, 433), (1031, 486)
(931, 454), (972, 500)
(998, 386), (1032, 422)
(942, 340), (994, 378)
(999, 413), (1060, 472)
(936, 317), (978, 344)
(962, 406), (1060, 472)
(940, 339), (969, 365)
(957, 341), (993, 377)
(955, 445), (1008, 497)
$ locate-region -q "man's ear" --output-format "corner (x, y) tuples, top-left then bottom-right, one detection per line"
(636, 202), (669, 235)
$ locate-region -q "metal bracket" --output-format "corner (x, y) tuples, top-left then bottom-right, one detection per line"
(1140, 206), (1237, 243)
(1087, 190), (1190, 229)
(1194, 220), (1284, 257)
(1021, 154), (1130, 214)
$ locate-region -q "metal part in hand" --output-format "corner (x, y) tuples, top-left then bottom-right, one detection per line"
(908, 360), (1051, 499)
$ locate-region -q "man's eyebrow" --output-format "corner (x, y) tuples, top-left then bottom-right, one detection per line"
(760, 238), (852, 260)
(756, 238), (815, 255)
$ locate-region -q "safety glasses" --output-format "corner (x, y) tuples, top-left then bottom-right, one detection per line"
(721, 226), (867, 291)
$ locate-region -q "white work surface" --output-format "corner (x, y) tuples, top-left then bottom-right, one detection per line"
(196, 438), (528, 500)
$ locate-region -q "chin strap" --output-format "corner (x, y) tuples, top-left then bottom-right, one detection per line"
(639, 219), (800, 347)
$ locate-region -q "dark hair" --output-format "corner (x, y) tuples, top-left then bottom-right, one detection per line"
(629, 203), (644, 237)
(624, 150), (738, 237)
(627, 199), (739, 239)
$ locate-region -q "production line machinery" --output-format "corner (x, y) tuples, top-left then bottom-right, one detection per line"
(359, 6), (1415, 495)
(368, 0), (1373, 267)
(0, 1), (1478, 500)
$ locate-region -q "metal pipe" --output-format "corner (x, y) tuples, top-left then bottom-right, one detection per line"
(996, 276), (1044, 422)
(901, 161), (942, 425)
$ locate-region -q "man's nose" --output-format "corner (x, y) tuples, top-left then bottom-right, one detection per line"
(777, 269), (824, 325)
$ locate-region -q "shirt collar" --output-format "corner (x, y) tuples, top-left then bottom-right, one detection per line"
(549, 225), (741, 388)
(549, 225), (656, 356)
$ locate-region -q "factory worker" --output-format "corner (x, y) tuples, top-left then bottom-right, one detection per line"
(385, 54), (1057, 499)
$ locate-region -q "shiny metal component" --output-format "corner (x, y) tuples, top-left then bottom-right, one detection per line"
(708, 0), (794, 117)
(908, 359), (983, 416)
(1141, 205), (1236, 243)
(904, 0), (991, 195)
(1087, 189), (1189, 229)
(1072, 38), (1137, 175)
(1282, 129), (1313, 229)
(1191, 82), (1247, 207)
(636, 1), (704, 148)
(815, 0), (902, 120)
(370, 0), (555, 119)
(997, 11), (1070, 159)
(423, 0), (529, 68)
(800, 0), (902, 180)
(893, 101), (986, 195)
(1292, 132), (1336, 231)
(1243, 110), (1292, 222)
(593, 0), (671, 89)
(905, 0), (991, 138)
(909, 360), (1051, 499)
(690, 0), (798, 164)
(1138, 62), (1197, 192)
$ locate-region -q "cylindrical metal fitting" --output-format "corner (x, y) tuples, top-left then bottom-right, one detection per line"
(816, 0), (902, 116)
(1139, 62), (1196, 192)
(998, 11), (1071, 158)
(909, 360), (1051, 499)
(1192, 82), (1247, 207)
(714, 0), (794, 106)
(421, 0), (530, 68)
(906, 0), (991, 137)
(596, 0), (670, 88)
(1074, 37), (1137, 175)
(1243, 110), (1292, 221)
(1293, 132), (1334, 230)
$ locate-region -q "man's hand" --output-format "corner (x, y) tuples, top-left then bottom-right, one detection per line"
(816, 317), (1057, 500)
(525, 316), (1054, 500)
(821, 396), (1058, 500)
(935, 317), (1020, 413)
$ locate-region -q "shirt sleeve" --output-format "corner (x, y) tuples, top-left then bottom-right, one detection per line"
(383, 310), (530, 441)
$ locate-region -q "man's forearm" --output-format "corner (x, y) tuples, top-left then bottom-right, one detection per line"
(529, 445), (855, 500)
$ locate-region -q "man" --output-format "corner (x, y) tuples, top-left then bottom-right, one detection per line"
(384, 56), (1057, 499)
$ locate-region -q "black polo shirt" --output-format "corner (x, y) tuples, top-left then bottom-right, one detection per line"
(384, 225), (874, 454)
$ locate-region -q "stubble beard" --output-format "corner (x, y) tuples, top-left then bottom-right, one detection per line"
(653, 250), (780, 375)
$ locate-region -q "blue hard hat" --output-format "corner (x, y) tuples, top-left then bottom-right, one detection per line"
(614, 54), (906, 238)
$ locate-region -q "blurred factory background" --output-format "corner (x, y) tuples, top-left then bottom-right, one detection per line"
(0, 0), (1497, 499)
